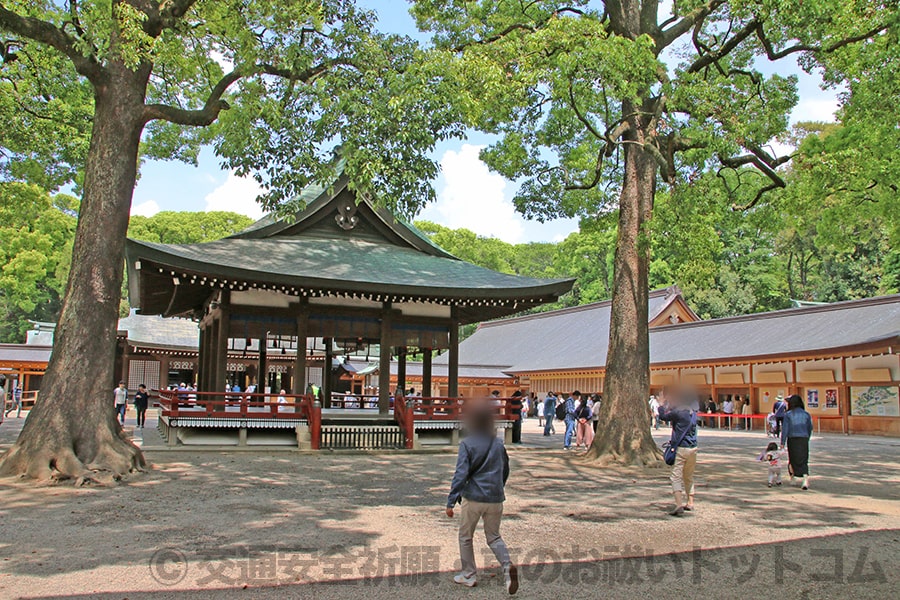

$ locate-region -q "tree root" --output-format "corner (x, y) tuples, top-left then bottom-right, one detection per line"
(0, 433), (145, 486)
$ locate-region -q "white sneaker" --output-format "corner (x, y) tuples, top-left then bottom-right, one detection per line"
(453, 573), (477, 587)
(505, 565), (519, 595)
(801, 476), (809, 490)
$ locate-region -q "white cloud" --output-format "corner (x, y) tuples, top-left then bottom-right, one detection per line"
(131, 199), (160, 217)
(203, 173), (266, 219)
(420, 144), (526, 243)
(791, 97), (840, 123)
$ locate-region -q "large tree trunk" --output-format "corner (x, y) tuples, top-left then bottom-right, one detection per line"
(586, 100), (660, 465)
(0, 64), (150, 483)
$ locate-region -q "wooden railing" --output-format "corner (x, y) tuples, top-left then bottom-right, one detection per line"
(406, 396), (521, 421)
(20, 391), (38, 408)
(393, 397), (415, 449)
(156, 390), (322, 449)
(393, 396), (521, 449)
(328, 393), (380, 409)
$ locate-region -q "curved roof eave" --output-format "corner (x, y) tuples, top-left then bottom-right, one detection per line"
(126, 238), (575, 301)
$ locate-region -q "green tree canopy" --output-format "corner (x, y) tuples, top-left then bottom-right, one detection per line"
(0, 182), (77, 341)
(127, 210), (254, 244)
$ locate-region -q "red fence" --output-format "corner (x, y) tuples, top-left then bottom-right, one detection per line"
(393, 396), (521, 449)
(156, 391), (521, 450)
(156, 390), (323, 449)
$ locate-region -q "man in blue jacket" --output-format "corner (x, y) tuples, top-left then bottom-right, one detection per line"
(542, 392), (556, 436)
(447, 402), (518, 594)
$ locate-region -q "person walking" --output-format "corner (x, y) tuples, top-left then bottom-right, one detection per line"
(563, 391), (578, 450)
(5, 382), (22, 418)
(133, 384), (149, 428)
(772, 395), (788, 437)
(537, 396), (545, 429)
(509, 391), (523, 444)
(757, 441), (787, 487)
(591, 393), (602, 433)
(781, 394), (813, 490)
(446, 403), (518, 594)
(705, 396), (717, 428)
(659, 389), (699, 517)
(114, 381), (128, 425)
(542, 392), (556, 436)
(741, 397), (753, 430)
(574, 395), (594, 450)
(0, 376), (6, 423)
(649, 395), (660, 430)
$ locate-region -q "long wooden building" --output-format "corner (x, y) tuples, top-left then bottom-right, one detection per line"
(446, 287), (900, 436)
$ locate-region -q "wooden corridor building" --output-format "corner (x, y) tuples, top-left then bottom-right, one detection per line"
(124, 166), (574, 414)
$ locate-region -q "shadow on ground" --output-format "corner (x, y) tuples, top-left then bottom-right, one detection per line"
(20, 530), (899, 600)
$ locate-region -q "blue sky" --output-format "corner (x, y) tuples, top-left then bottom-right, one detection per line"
(130, 1), (841, 243)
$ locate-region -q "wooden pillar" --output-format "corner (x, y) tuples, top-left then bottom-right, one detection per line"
(323, 337), (333, 408)
(423, 347), (433, 398)
(197, 325), (206, 392)
(121, 341), (130, 387)
(841, 356), (850, 434)
(448, 308), (459, 398)
(258, 334), (267, 392)
(159, 355), (170, 390)
(292, 313), (308, 395)
(397, 346), (407, 395)
(378, 303), (392, 414)
(214, 291), (230, 394)
(203, 324), (212, 391)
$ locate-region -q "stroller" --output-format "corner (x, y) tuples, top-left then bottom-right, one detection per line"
(766, 412), (779, 437)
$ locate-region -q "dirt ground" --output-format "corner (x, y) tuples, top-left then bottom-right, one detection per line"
(1, 412), (898, 599)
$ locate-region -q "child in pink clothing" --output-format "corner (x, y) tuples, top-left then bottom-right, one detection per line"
(758, 442), (787, 487)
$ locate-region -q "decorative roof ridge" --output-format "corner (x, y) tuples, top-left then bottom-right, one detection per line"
(655, 293), (900, 333)
(477, 286), (679, 329)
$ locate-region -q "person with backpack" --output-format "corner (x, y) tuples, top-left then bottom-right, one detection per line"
(542, 392), (556, 436)
(772, 395), (788, 436)
(561, 391), (579, 450)
(446, 401), (518, 594)
(658, 388), (699, 517)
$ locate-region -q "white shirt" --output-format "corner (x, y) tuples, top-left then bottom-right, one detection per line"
(114, 387), (128, 405)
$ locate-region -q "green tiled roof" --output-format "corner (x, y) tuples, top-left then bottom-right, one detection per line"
(129, 233), (571, 297)
(126, 164), (574, 321)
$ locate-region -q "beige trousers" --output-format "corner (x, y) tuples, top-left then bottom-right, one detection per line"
(458, 498), (511, 578)
(670, 446), (698, 495)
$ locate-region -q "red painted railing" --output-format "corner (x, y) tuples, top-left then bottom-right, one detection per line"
(393, 396), (521, 449)
(407, 396), (521, 421)
(156, 391), (520, 450)
(156, 390), (323, 447)
(393, 397), (415, 449)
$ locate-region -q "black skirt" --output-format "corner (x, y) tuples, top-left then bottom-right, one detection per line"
(787, 437), (810, 477)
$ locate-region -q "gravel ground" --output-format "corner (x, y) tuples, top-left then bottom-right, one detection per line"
(1, 411), (898, 599)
